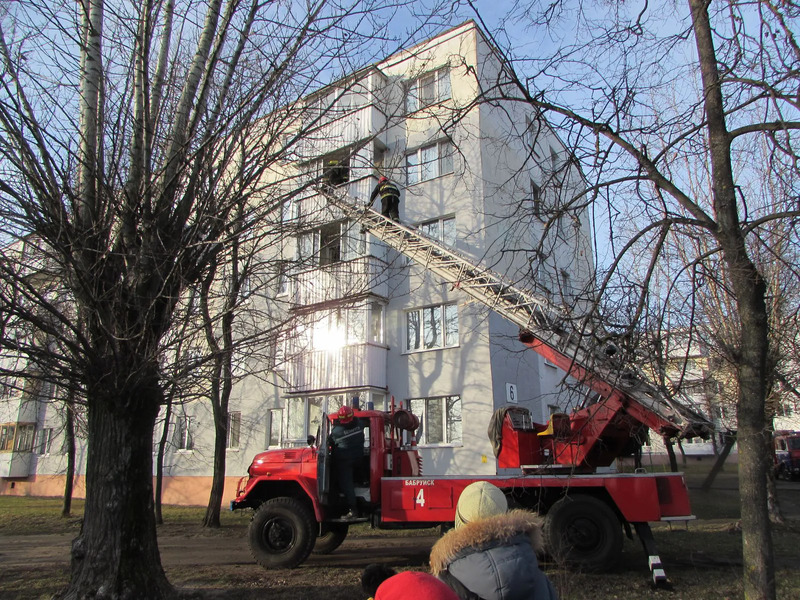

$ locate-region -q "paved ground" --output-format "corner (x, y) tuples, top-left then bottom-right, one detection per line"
(0, 530), (439, 569)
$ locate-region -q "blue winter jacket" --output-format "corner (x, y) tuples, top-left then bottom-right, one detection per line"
(430, 510), (558, 600)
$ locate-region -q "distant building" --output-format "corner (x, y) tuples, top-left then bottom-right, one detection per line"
(642, 329), (800, 460)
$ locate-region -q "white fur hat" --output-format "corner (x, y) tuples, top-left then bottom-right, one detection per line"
(454, 481), (508, 529)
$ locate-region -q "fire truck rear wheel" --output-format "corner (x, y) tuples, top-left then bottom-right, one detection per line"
(249, 497), (316, 569)
(543, 495), (623, 573)
(313, 522), (349, 554)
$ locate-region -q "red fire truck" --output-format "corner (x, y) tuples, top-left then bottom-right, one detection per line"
(774, 430), (800, 480)
(231, 197), (713, 584)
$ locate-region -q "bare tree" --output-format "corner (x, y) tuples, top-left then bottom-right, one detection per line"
(0, 0), (404, 596)
(458, 2), (800, 598)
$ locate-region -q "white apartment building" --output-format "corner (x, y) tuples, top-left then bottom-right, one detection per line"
(1, 21), (595, 504)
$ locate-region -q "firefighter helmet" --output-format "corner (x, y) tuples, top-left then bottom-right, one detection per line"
(337, 405), (354, 423)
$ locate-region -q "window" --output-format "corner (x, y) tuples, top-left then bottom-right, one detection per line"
(0, 377), (21, 399)
(406, 68), (450, 113)
(369, 302), (384, 344)
(559, 269), (572, 298)
(298, 221), (365, 267)
(267, 409), (283, 447)
(35, 428), (54, 454)
(286, 395), (347, 442)
(0, 424), (16, 451)
(319, 222), (342, 265)
(530, 180), (541, 217)
(323, 156), (350, 186)
(406, 303), (459, 351)
(277, 262), (290, 296)
(303, 306), (366, 351)
(550, 146), (560, 169)
(409, 395), (462, 446)
(227, 412), (241, 449)
(525, 116), (542, 158)
(302, 152), (350, 187)
(14, 424), (35, 452)
(418, 216), (456, 247)
(530, 253), (554, 299)
(281, 200), (298, 224)
(406, 140), (454, 185)
(287, 397), (305, 441)
(306, 91), (334, 118)
(175, 415), (194, 451)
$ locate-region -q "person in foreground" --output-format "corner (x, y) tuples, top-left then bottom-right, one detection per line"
(361, 563), (396, 598)
(370, 570), (459, 600)
(429, 481), (558, 600)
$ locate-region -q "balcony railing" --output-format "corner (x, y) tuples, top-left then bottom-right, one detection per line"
(292, 255), (390, 306)
(0, 449), (33, 477)
(298, 104), (387, 158)
(287, 343), (387, 393)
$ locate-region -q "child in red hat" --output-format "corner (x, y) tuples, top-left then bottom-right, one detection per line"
(374, 571), (459, 600)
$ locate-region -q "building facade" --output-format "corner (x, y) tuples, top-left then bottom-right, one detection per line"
(1, 21), (596, 504)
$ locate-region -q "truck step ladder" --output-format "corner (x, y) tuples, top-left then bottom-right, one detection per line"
(324, 189), (712, 440)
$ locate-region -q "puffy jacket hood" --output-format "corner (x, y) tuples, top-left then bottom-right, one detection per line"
(430, 510), (544, 575)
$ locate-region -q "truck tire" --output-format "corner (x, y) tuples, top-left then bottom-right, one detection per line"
(249, 497), (316, 569)
(543, 495), (623, 573)
(313, 522), (349, 554)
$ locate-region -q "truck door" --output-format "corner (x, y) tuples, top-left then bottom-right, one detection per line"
(317, 413), (331, 505)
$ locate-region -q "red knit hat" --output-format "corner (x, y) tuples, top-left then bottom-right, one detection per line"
(375, 571), (458, 600)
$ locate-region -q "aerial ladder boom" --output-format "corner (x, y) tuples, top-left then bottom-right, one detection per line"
(324, 190), (713, 468)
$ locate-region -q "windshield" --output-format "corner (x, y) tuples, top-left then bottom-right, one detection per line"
(788, 437), (800, 451)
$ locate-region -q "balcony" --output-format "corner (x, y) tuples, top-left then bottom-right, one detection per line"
(287, 343), (387, 393)
(292, 255), (390, 306)
(0, 420), (36, 478)
(298, 104), (387, 159)
(0, 451), (33, 478)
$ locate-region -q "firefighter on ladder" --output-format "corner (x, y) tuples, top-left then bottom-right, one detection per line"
(369, 175), (401, 222)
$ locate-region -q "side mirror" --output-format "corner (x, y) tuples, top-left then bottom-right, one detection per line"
(307, 435), (316, 447)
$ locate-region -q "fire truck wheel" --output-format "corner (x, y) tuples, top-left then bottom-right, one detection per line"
(543, 495), (623, 573)
(313, 522), (349, 554)
(249, 497), (316, 569)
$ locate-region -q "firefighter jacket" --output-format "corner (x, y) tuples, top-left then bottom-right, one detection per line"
(329, 418), (365, 461)
(370, 180), (400, 203)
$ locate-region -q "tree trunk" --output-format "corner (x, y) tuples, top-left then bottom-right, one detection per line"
(763, 420), (783, 524)
(57, 382), (174, 599)
(766, 462), (784, 526)
(664, 437), (678, 472)
(154, 398), (173, 525)
(688, 1), (776, 597)
(202, 415), (227, 528)
(701, 431), (735, 492)
(677, 438), (687, 466)
(61, 399), (76, 518)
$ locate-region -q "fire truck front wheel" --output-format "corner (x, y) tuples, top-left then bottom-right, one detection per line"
(543, 495), (623, 573)
(313, 522), (349, 554)
(249, 497), (316, 569)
